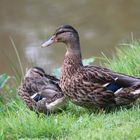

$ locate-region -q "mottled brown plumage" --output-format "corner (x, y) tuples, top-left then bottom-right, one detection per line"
(41, 25), (140, 110)
(18, 67), (67, 113)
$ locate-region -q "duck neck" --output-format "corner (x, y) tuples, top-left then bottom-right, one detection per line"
(61, 40), (83, 78)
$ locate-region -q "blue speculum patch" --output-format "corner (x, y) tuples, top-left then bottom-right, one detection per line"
(106, 83), (122, 92)
(33, 94), (43, 102)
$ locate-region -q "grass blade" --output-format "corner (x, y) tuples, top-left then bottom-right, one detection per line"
(9, 36), (24, 79)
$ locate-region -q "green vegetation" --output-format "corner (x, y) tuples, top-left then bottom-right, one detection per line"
(0, 41), (140, 140)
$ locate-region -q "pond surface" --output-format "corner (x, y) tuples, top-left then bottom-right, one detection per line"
(0, 0), (140, 76)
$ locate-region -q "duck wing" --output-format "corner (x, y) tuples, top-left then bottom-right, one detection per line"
(70, 65), (140, 108)
(83, 65), (140, 88)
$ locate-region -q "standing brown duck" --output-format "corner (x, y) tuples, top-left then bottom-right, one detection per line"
(41, 25), (140, 110)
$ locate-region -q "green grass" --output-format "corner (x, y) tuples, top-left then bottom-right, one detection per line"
(1, 41), (140, 140)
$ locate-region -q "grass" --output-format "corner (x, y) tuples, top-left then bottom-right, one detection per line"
(1, 41), (140, 140)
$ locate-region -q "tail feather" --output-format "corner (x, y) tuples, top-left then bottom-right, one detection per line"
(115, 87), (140, 106)
(131, 89), (140, 95)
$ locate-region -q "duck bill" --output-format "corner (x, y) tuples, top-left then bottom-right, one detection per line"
(41, 35), (56, 47)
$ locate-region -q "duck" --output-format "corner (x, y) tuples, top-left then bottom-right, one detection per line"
(41, 25), (140, 110)
(18, 67), (67, 113)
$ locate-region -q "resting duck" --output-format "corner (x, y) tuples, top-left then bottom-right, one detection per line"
(41, 25), (140, 110)
(18, 67), (67, 113)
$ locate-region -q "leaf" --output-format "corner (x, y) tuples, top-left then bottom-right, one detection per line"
(0, 74), (10, 89)
(52, 68), (61, 78)
(82, 57), (94, 66)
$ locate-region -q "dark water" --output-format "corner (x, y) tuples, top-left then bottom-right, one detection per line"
(0, 0), (140, 76)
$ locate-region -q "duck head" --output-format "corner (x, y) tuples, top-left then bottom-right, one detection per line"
(25, 67), (45, 78)
(41, 25), (80, 49)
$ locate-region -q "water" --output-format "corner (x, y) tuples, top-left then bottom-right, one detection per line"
(0, 0), (140, 76)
